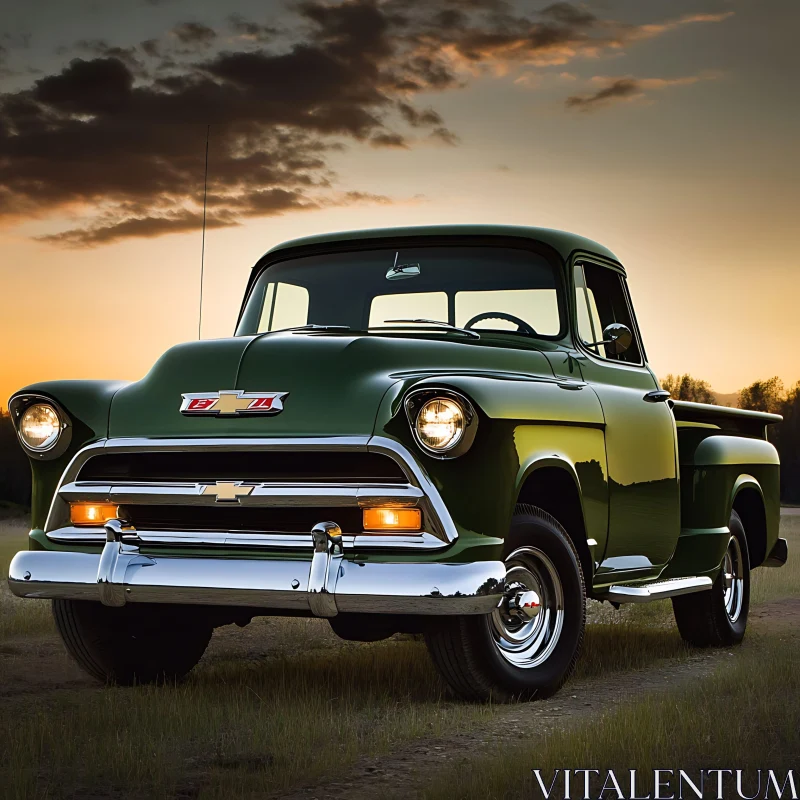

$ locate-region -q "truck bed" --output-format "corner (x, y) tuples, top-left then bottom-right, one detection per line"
(671, 399), (782, 439)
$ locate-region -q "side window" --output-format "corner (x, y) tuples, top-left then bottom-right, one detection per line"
(574, 263), (642, 364)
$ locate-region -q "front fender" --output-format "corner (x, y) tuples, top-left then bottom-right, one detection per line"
(374, 374), (607, 553)
(9, 380), (128, 529)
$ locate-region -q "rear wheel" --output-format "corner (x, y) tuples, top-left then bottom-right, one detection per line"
(53, 599), (212, 685)
(424, 505), (585, 702)
(672, 510), (750, 647)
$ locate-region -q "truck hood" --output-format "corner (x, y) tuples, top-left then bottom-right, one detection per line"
(109, 332), (555, 438)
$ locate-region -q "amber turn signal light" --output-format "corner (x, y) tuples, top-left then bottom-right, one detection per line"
(70, 503), (120, 526)
(362, 507), (422, 532)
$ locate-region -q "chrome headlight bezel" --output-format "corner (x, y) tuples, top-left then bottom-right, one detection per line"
(9, 394), (72, 459)
(404, 388), (479, 459)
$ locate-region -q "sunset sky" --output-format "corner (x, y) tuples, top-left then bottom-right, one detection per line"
(1, 0), (798, 407)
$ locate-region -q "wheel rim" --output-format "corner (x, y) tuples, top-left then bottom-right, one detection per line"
(722, 535), (744, 623)
(490, 546), (564, 668)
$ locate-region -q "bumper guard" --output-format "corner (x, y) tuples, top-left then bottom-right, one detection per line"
(8, 519), (505, 617)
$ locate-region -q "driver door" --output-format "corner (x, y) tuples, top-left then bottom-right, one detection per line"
(573, 260), (681, 584)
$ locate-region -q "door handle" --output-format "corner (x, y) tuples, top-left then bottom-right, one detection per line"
(643, 390), (671, 403)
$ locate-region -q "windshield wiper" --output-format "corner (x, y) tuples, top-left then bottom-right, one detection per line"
(381, 319), (480, 340)
(288, 324), (352, 333)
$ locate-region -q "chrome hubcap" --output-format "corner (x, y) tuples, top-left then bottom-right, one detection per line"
(722, 536), (744, 623)
(491, 547), (564, 668)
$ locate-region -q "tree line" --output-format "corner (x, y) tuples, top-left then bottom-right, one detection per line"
(1, 375), (798, 507)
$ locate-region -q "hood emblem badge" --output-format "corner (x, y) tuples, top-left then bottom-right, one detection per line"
(201, 481), (254, 503)
(180, 390), (288, 416)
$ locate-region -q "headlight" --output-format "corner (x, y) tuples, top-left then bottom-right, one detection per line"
(19, 403), (62, 451)
(416, 397), (465, 451)
(405, 389), (479, 458)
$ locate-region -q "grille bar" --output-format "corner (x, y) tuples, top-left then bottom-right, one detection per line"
(60, 481), (423, 508)
(77, 450), (407, 484)
(126, 504), (365, 534)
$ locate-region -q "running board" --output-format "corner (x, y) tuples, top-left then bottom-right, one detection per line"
(607, 576), (712, 603)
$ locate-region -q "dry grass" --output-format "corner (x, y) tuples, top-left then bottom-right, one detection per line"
(422, 630), (800, 800)
(0, 520), (53, 640)
(420, 514), (800, 800)
(0, 515), (797, 799)
(1, 630), (492, 800)
(751, 513), (800, 604)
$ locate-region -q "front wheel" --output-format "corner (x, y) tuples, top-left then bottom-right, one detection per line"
(424, 505), (585, 702)
(672, 509), (751, 647)
(53, 599), (213, 685)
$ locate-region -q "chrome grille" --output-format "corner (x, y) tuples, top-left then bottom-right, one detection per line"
(45, 436), (457, 551)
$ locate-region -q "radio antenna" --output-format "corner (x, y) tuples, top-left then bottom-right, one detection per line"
(198, 124), (210, 340)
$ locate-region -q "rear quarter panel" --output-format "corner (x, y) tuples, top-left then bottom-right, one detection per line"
(662, 425), (780, 578)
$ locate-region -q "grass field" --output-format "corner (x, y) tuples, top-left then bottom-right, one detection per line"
(0, 514), (797, 799)
(0, 518), (53, 640)
(422, 515), (800, 799)
(423, 630), (800, 800)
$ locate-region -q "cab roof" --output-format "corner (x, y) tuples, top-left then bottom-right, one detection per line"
(260, 224), (620, 266)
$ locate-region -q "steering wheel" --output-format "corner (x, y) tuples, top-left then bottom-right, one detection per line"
(463, 312), (537, 335)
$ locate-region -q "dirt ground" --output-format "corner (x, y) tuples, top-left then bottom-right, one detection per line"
(2, 512), (798, 799)
(2, 600), (797, 800)
(270, 599), (800, 800)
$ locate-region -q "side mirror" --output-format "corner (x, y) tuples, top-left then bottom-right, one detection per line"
(602, 323), (633, 354)
(586, 323), (632, 355)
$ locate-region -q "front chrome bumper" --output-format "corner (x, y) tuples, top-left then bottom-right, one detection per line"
(8, 521), (505, 617)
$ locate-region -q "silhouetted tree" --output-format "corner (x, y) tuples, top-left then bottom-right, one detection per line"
(738, 378), (800, 503)
(775, 382), (800, 504)
(738, 376), (785, 414)
(661, 373), (716, 404)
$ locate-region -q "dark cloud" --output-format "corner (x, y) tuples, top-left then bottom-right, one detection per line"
(227, 14), (279, 43)
(430, 126), (459, 146)
(140, 38), (162, 58)
(540, 2), (596, 27)
(371, 132), (409, 148)
(38, 209), (236, 246)
(397, 101), (444, 128)
(566, 74), (709, 111)
(566, 78), (640, 110)
(66, 40), (147, 75)
(170, 22), (217, 49)
(0, 1), (733, 246)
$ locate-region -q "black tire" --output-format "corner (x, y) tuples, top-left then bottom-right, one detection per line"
(52, 599), (213, 685)
(672, 510), (750, 647)
(424, 504), (585, 702)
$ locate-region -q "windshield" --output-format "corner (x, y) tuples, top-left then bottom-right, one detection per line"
(236, 246), (564, 339)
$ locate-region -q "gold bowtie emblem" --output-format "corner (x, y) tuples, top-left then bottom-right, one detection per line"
(201, 481), (254, 503)
(216, 391), (259, 415)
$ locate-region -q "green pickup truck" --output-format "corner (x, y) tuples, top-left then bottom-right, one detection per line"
(7, 225), (788, 701)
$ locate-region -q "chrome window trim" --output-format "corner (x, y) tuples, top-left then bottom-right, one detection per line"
(45, 435), (458, 550)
